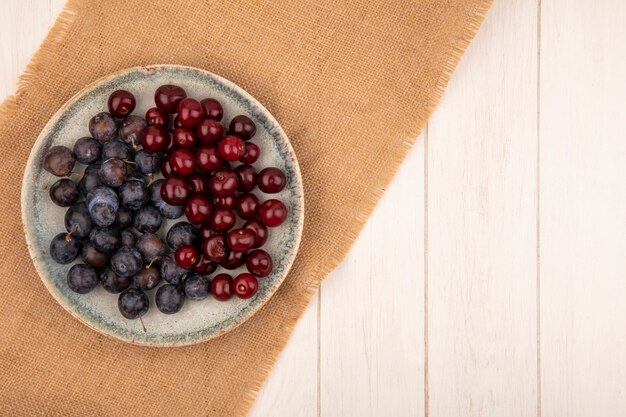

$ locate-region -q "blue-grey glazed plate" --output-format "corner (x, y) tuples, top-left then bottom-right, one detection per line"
(22, 65), (304, 347)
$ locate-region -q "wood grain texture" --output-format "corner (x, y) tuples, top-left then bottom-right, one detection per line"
(539, 0), (626, 415)
(426, 0), (539, 415)
(249, 294), (318, 417)
(320, 137), (425, 417)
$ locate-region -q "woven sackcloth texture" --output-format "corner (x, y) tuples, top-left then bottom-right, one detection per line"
(0, 0), (492, 415)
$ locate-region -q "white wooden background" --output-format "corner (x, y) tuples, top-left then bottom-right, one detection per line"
(3, 1), (625, 416)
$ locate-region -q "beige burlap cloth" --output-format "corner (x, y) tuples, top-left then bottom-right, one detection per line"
(0, 0), (491, 415)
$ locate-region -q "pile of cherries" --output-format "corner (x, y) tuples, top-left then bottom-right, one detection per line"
(42, 84), (288, 320)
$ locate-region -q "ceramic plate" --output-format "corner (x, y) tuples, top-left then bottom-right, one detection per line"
(21, 65), (304, 346)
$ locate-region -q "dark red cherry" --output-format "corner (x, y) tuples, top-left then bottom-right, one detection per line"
(175, 245), (198, 269)
(232, 273), (258, 298)
(155, 84), (187, 114)
(210, 208), (236, 232)
(193, 255), (217, 275)
(229, 115), (256, 140)
(221, 251), (247, 270)
(160, 156), (175, 178)
(169, 148), (196, 176)
(172, 127), (197, 148)
(163, 131), (175, 153)
(211, 273), (232, 301)
(213, 195), (236, 210)
(141, 126), (169, 152)
(185, 195), (212, 224)
(198, 222), (221, 240)
(209, 169), (238, 197)
(226, 228), (256, 252)
(236, 193), (259, 219)
(177, 98), (203, 127)
(235, 164), (257, 192)
(196, 119), (224, 144)
(196, 146), (222, 173)
(246, 249), (273, 278)
(200, 98), (223, 121)
(202, 235), (227, 262)
(243, 219), (268, 248)
(188, 173), (208, 194)
(240, 142), (260, 164)
(108, 90), (136, 118)
(146, 107), (169, 127)
(258, 199), (287, 227)
(258, 167), (286, 193)
(160, 176), (191, 205)
(218, 135), (245, 161)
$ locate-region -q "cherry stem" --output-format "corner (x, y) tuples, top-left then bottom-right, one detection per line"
(145, 259), (155, 269)
(131, 137), (138, 150)
(139, 317), (147, 333)
(123, 159), (136, 165)
(65, 223), (79, 241)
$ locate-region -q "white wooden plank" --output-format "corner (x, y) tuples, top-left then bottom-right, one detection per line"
(320, 136), (425, 417)
(539, 1), (626, 416)
(249, 294), (318, 417)
(426, 0), (538, 415)
(0, 0), (51, 99)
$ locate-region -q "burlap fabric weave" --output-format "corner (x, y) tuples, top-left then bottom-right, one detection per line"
(0, 0), (491, 415)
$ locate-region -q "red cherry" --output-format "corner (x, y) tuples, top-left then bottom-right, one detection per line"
(188, 173), (208, 194)
(209, 169), (238, 197)
(175, 245), (198, 269)
(185, 195), (212, 224)
(240, 142), (260, 164)
(229, 115), (256, 140)
(108, 90), (136, 118)
(140, 126), (169, 152)
(202, 235), (227, 262)
(218, 135), (245, 161)
(211, 273), (232, 301)
(210, 208), (236, 232)
(155, 84), (187, 113)
(258, 167), (286, 193)
(199, 222), (220, 240)
(177, 98), (203, 127)
(246, 249), (273, 277)
(193, 255), (217, 275)
(172, 127), (197, 148)
(161, 176), (191, 205)
(232, 273), (258, 299)
(196, 146), (222, 173)
(243, 219), (268, 248)
(200, 98), (223, 121)
(226, 228), (256, 252)
(213, 195), (236, 210)
(160, 156), (175, 178)
(163, 131), (176, 153)
(235, 164), (258, 192)
(196, 119), (224, 144)
(258, 199), (287, 227)
(221, 251), (247, 270)
(236, 193), (259, 219)
(169, 148), (196, 176)
(146, 107), (168, 127)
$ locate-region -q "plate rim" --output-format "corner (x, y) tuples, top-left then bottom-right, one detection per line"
(21, 64), (304, 347)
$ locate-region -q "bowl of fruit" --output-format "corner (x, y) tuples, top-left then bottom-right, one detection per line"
(22, 65), (304, 346)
